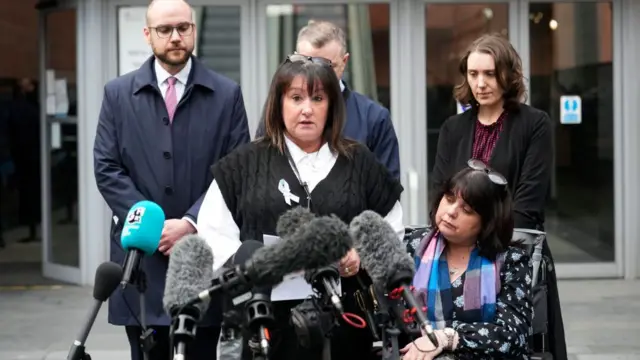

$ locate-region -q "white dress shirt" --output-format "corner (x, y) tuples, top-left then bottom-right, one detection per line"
(155, 57), (191, 101)
(154, 58), (197, 228)
(197, 137), (405, 271)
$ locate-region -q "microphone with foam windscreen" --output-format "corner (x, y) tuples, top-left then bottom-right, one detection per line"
(120, 200), (165, 289)
(350, 210), (439, 348)
(187, 212), (353, 307)
(163, 234), (214, 360)
(67, 261), (123, 360)
(275, 206), (315, 239)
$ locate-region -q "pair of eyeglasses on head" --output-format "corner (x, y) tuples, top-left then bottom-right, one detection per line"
(467, 159), (508, 186)
(286, 54), (333, 68)
(149, 22), (194, 39)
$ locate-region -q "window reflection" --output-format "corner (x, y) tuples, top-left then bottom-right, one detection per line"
(529, 2), (614, 263)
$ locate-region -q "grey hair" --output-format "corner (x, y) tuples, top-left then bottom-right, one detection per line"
(296, 19), (348, 55)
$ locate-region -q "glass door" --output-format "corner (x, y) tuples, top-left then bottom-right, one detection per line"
(528, 1), (618, 277)
(40, 6), (81, 283)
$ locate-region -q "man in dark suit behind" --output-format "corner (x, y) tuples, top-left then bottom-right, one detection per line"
(255, 20), (401, 180)
(93, 0), (250, 359)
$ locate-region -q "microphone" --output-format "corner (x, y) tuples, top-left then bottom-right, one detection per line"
(349, 210), (439, 347)
(163, 234), (214, 360)
(275, 206), (315, 239)
(188, 212), (353, 306)
(67, 261), (123, 360)
(304, 265), (343, 315)
(120, 200), (165, 289)
(234, 240), (275, 357)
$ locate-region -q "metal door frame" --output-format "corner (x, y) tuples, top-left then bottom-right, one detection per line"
(39, 0), (82, 284)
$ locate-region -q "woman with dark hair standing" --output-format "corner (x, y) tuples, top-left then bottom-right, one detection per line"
(197, 54), (404, 360)
(430, 33), (566, 359)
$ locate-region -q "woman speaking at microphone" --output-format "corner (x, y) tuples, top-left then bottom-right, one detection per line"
(196, 54), (404, 360)
(402, 163), (532, 360)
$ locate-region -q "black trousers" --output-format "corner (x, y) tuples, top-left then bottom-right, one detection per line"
(126, 325), (220, 360)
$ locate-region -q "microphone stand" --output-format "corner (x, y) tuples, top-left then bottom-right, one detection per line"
(170, 305), (199, 360)
(245, 292), (275, 360)
(322, 337), (331, 360)
(381, 325), (402, 360)
(132, 267), (155, 360)
(67, 345), (92, 360)
(371, 286), (402, 360)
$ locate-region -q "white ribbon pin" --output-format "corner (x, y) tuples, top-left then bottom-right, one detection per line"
(278, 179), (300, 206)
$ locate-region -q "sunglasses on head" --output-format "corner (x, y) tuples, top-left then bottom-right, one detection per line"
(286, 54), (333, 67)
(467, 159), (508, 186)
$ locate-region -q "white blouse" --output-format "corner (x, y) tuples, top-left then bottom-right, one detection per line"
(196, 137), (405, 271)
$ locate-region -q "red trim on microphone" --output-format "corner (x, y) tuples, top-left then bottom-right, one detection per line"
(342, 312), (367, 329)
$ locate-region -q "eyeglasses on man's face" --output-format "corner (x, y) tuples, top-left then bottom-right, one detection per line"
(149, 22), (194, 39)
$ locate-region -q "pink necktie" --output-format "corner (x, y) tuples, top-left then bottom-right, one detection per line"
(165, 77), (178, 122)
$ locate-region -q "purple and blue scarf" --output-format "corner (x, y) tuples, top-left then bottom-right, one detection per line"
(412, 231), (504, 329)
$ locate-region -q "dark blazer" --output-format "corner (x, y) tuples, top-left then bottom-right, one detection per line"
(255, 85), (401, 180)
(94, 56), (250, 327)
(430, 102), (568, 360)
(431, 103), (553, 229)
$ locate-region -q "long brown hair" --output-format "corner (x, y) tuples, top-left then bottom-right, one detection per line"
(259, 56), (355, 157)
(453, 33), (527, 111)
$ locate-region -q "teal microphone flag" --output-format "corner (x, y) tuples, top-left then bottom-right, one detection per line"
(121, 200), (165, 256)
(120, 200), (165, 288)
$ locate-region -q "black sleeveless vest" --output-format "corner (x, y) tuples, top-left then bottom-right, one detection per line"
(212, 140), (402, 241)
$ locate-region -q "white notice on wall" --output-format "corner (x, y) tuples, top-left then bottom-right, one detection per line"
(118, 7), (201, 76)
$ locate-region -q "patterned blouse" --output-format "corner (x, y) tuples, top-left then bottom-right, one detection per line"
(404, 228), (533, 359)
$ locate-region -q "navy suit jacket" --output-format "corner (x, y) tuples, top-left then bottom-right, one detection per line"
(255, 85), (401, 179)
(94, 56), (250, 326)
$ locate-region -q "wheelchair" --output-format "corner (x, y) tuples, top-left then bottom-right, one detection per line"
(399, 226), (553, 359)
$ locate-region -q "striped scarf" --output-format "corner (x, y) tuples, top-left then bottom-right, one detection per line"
(412, 231), (504, 329)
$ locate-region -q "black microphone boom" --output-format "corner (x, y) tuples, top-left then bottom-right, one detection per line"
(188, 213), (353, 307)
(67, 261), (123, 360)
(350, 210), (438, 348)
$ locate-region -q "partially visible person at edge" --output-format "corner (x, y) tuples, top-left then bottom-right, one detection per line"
(430, 33), (567, 359)
(197, 54), (404, 360)
(403, 163), (532, 360)
(93, 0), (250, 359)
(254, 19), (401, 180)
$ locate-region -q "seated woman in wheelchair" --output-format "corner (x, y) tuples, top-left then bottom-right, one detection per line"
(402, 161), (532, 360)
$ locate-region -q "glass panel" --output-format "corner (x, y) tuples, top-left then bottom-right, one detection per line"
(117, 6), (242, 83)
(529, 2), (614, 263)
(46, 10), (80, 267)
(0, 3), (44, 271)
(425, 3), (509, 176)
(265, 4), (391, 110)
